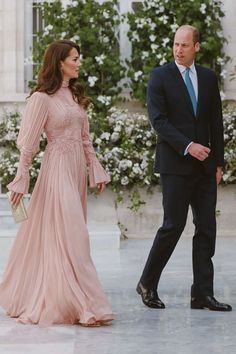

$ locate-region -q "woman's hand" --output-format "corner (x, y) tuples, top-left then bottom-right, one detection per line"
(96, 182), (106, 195)
(10, 191), (23, 207)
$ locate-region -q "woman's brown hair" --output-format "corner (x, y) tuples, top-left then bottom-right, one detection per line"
(31, 40), (90, 110)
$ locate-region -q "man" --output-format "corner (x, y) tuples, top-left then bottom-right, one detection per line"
(137, 25), (232, 311)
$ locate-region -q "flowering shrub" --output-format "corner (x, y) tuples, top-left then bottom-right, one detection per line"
(125, 0), (229, 102)
(0, 106), (235, 209)
(31, 0), (125, 115)
(91, 107), (159, 209)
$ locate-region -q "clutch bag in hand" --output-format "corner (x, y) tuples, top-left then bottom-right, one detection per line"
(7, 191), (28, 223)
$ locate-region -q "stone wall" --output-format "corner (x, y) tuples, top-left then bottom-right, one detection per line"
(87, 185), (236, 238)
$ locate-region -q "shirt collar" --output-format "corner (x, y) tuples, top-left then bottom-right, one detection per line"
(175, 61), (196, 75)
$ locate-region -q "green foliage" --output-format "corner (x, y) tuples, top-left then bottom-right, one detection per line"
(125, 0), (229, 102)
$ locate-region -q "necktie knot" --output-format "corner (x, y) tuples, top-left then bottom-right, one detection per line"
(184, 67), (197, 115)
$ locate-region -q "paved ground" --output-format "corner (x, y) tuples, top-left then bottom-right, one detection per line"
(0, 236), (235, 354)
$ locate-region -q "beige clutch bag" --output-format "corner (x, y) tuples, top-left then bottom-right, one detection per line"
(7, 191), (28, 223)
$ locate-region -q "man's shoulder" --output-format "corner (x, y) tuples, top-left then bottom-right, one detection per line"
(152, 61), (174, 73)
(195, 64), (217, 78)
(150, 62), (174, 81)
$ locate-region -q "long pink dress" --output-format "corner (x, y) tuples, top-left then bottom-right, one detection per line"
(0, 82), (114, 325)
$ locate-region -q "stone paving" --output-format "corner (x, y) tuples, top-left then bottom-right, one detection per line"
(0, 236), (235, 354)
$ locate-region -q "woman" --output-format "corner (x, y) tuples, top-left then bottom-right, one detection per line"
(0, 40), (114, 326)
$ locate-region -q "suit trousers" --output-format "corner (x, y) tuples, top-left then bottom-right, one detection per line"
(140, 163), (217, 297)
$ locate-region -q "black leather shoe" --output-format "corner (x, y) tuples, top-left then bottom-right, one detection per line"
(191, 295), (232, 311)
(136, 282), (165, 309)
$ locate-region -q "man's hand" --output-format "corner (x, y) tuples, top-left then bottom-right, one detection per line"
(187, 143), (210, 161)
(216, 167), (223, 185)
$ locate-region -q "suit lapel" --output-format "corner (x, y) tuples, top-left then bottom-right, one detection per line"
(195, 65), (204, 118)
(168, 61), (196, 117)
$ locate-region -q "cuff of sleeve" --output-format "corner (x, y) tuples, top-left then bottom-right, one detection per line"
(7, 173), (30, 194)
(88, 160), (110, 188)
(184, 141), (194, 156)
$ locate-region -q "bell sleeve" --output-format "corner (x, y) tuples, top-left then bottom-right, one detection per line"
(82, 113), (110, 187)
(7, 92), (48, 194)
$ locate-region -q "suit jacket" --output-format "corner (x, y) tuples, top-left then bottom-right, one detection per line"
(147, 61), (224, 175)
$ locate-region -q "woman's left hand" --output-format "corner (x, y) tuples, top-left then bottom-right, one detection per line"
(97, 182), (106, 195)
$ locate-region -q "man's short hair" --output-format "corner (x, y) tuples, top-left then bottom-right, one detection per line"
(177, 25), (200, 44)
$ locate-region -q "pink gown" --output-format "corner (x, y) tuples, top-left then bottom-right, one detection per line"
(0, 82), (114, 325)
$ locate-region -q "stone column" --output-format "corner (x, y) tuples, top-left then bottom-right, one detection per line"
(222, 0), (236, 100)
(0, 0), (26, 106)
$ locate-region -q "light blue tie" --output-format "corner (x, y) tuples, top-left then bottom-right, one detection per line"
(185, 67), (197, 115)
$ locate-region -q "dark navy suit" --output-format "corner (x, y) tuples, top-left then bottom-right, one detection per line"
(140, 61), (224, 297)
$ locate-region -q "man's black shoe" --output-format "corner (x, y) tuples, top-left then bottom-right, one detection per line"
(191, 295), (232, 311)
(136, 281), (165, 309)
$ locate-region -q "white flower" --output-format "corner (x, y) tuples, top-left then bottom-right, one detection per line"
(44, 24), (53, 31)
(104, 151), (113, 160)
(111, 132), (120, 142)
(100, 132), (110, 141)
(149, 22), (156, 31)
(125, 126), (133, 136)
(200, 3), (207, 14)
(95, 138), (102, 145)
(102, 36), (109, 43)
(142, 51), (149, 60)
(217, 57), (225, 65)
(119, 159), (132, 171)
(132, 163), (142, 175)
(160, 57), (167, 65)
(132, 32), (140, 42)
(134, 70), (143, 81)
(162, 37), (170, 47)
(95, 54), (106, 65)
(88, 76), (98, 87)
(70, 0), (77, 7)
(121, 176), (129, 185)
(151, 43), (159, 52)
(71, 34), (80, 42)
(141, 158), (148, 169)
(97, 95), (111, 106)
(150, 35), (156, 42)
(103, 10), (109, 19)
(159, 15), (168, 24)
(170, 23), (179, 33)
(220, 69), (227, 79)
(114, 125), (122, 132)
(146, 140), (152, 147)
